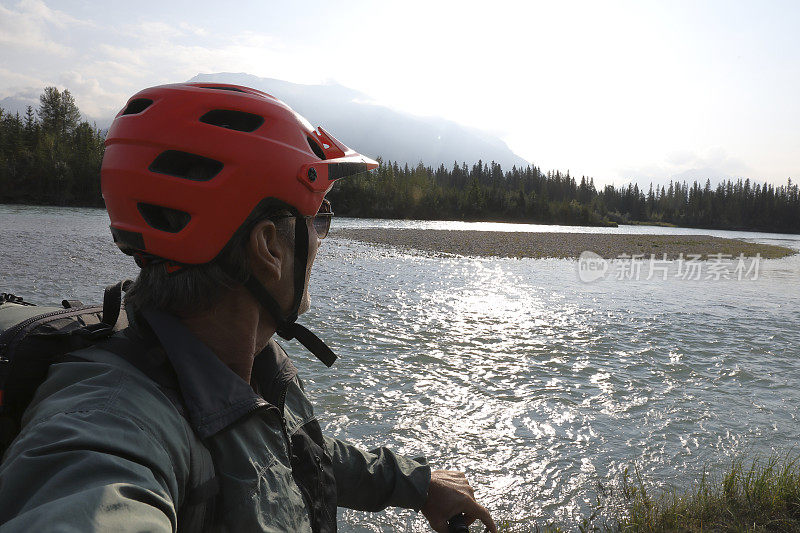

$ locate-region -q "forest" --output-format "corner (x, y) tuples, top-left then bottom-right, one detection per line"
(328, 160), (800, 233)
(0, 87), (105, 206)
(1, 87), (799, 234)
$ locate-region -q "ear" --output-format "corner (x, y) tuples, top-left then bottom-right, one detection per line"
(247, 219), (285, 282)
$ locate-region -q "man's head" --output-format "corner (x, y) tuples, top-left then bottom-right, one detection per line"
(101, 83), (374, 338)
(122, 198), (296, 317)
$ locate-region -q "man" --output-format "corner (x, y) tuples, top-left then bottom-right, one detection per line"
(0, 83), (496, 532)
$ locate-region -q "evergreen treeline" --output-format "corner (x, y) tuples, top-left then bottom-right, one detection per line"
(0, 87), (105, 206)
(328, 161), (615, 227)
(599, 179), (800, 233)
(2, 88), (799, 233)
(328, 161), (800, 233)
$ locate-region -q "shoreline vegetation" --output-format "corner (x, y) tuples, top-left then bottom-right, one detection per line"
(331, 228), (797, 260)
(498, 453), (800, 532)
(3, 87), (800, 235)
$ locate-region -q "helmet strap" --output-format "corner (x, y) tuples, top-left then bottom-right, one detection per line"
(286, 214), (309, 324)
(242, 217), (337, 367)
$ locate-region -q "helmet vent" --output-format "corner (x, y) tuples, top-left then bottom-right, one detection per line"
(307, 137), (326, 160)
(149, 150), (223, 181)
(137, 203), (191, 233)
(121, 98), (153, 115)
(200, 109), (264, 132)
(199, 86), (246, 93)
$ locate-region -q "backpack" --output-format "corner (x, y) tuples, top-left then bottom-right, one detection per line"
(0, 281), (217, 530)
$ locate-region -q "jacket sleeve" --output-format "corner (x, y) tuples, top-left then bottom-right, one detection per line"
(323, 435), (431, 512)
(0, 409), (181, 532)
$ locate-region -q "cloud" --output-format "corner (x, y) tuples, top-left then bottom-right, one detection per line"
(130, 20), (188, 43)
(17, 0), (88, 27)
(0, 0), (89, 56)
(0, 68), (47, 98)
(178, 22), (209, 37)
(1, 8), (301, 119)
(617, 147), (754, 188)
(665, 147), (752, 180)
(71, 21), (306, 110)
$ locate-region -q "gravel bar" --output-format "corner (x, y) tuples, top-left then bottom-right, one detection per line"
(330, 228), (796, 260)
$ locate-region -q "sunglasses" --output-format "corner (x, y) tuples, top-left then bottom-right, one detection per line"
(311, 199), (333, 239)
(271, 199), (334, 239)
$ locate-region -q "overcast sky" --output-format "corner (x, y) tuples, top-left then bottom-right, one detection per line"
(1, 0), (798, 187)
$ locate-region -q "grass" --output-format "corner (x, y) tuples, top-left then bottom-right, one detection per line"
(488, 454), (800, 532)
(617, 455), (800, 532)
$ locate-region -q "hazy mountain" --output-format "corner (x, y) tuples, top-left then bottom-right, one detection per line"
(188, 73), (530, 170)
(0, 92), (39, 119)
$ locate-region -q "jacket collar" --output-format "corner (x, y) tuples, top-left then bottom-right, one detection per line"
(137, 309), (297, 439)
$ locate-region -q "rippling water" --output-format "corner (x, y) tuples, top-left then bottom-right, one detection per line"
(2, 205), (800, 531)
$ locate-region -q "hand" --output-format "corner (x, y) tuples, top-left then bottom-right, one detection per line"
(421, 470), (497, 533)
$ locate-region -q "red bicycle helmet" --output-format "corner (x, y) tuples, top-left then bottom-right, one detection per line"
(102, 82), (377, 366)
(102, 82), (377, 265)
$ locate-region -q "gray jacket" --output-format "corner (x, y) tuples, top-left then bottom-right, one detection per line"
(0, 309), (430, 531)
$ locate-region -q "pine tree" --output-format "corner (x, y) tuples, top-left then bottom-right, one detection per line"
(38, 87), (81, 139)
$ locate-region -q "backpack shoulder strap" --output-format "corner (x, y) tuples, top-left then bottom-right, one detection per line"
(83, 333), (219, 530)
(0, 281), (131, 455)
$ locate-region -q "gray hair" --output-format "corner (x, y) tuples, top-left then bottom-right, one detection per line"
(124, 199), (294, 317)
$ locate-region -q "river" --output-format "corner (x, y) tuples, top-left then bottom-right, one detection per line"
(2, 204), (799, 531)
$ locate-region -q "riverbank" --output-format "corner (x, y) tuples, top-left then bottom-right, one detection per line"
(330, 228), (797, 259)
(499, 453), (800, 532)
(613, 454), (800, 532)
